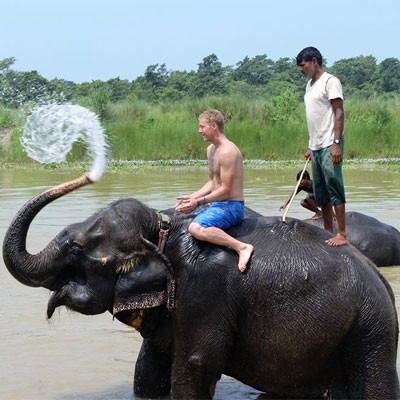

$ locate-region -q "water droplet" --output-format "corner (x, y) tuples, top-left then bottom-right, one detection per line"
(22, 104), (108, 181)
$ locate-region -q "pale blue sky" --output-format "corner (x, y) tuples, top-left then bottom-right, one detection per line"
(3, 0), (399, 83)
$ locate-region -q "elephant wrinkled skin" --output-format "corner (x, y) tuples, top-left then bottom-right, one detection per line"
(2, 175), (399, 400)
(305, 211), (400, 267)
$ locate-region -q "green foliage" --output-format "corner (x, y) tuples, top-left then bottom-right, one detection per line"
(105, 77), (132, 102)
(2, 53), (400, 108)
(265, 89), (301, 123)
(346, 97), (393, 127)
(0, 57), (16, 72)
(108, 97), (149, 121)
(329, 55), (378, 97)
(106, 110), (200, 161)
(191, 54), (228, 98)
(0, 70), (66, 107)
(0, 106), (19, 128)
(2, 128), (26, 162)
(89, 86), (112, 121)
(232, 55), (274, 85)
(377, 58), (400, 93)
(2, 94), (400, 163)
(1, 52), (400, 164)
(344, 97), (399, 158)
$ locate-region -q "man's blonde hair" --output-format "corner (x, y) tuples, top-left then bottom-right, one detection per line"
(199, 109), (225, 131)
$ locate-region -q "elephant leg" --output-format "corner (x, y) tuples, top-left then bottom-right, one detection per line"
(342, 320), (400, 399)
(171, 357), (220, 400)
(134, 338), (171, 398)
(171, 337), (227, 400)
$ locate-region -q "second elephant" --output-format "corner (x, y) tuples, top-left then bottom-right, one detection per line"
(304, 211), (400, 266)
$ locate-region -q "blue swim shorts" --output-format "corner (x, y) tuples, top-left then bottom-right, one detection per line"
(192, 201), (244, 229)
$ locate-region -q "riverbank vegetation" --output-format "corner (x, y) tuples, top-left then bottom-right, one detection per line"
(0, 54), (399, 163)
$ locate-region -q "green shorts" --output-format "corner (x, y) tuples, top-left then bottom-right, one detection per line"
(311, 143), (346, 207)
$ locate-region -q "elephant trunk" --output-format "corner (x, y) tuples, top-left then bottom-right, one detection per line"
(2, 173), (93, 289)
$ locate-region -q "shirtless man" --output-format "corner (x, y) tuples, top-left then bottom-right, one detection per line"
(175, 109), (254, 272)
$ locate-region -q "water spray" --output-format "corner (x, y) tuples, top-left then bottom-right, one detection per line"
(21, 104), (108, 182)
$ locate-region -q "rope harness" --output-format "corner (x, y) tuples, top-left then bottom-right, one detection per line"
(157, 212), (171, 252)
(155, 211), (175, 310)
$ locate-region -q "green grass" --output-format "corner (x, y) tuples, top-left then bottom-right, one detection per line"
(1, 94), (400, 163)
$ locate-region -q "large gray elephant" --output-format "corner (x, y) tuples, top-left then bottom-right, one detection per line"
(304, 212), (400, 267)
(3, 174), (399, 400)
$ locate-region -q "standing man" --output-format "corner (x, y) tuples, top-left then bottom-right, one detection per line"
(296, 46), (348, 246)
(175, 109), (254, 272)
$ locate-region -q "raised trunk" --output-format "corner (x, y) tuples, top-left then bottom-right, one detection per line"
(2, 173), (93, 289)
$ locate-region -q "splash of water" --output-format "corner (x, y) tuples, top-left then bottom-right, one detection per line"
(21, 104), (108, 181)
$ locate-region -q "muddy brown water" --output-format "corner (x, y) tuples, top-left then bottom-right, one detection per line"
(1, 165), (400, 400)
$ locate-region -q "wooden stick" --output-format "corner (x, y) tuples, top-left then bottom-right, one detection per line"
(282, 159), (310, 223)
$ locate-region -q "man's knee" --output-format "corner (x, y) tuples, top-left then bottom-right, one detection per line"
(301, 199), (311, 209)
(188, 222), (203, 238)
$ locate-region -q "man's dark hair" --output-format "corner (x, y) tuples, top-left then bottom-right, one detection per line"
(296, 47), (323, 66)
(297, 170), (310, 181)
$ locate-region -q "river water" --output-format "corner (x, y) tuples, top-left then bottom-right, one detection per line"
(1, 164), (400, 400)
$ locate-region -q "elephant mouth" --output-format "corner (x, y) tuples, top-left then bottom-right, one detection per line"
(112, 291), (168, 332)
(46, 273), (86, 318)
(46, 274), (113, 319)
(47, 283), (77, 319)
(113, 290), (168, 315)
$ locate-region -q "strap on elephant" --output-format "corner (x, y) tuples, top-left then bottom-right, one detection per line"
(141, 236), (175, 311)
(157, 211), (171, 252)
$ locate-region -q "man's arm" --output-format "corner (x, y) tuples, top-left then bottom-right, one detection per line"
(175, 145), (213, 211)
(331, 97), (344, 165)
(279, 189), (300, 211)
(176, 181), (212, 203)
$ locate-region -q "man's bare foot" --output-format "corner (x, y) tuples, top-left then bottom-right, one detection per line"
(325, 234), (348, 247)
(311, 212), (322, 220)
(238, 244), (254, 272)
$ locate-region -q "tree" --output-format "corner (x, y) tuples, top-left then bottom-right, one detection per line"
(330, 55), (378, 96)
(0, 69), (64, 107)
(0, 57), (16, 74)
(144, 63), (168, 90)
(377, 57), (400, 93)
(131, 63), (170, 102)
(158, 70), (195, 102)
(192, 54), (228, 97)
(106, 77), (132, 102)
(49, 78), (76, 102)
(232, 54), (274, 86)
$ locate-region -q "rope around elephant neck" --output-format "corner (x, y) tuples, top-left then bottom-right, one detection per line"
(157, 211), (171, 252)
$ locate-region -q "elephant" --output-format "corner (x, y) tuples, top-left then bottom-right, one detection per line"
(2, 173), (399, 400)
(304, 211), (400, 267)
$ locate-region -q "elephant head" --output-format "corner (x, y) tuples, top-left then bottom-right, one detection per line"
(2, 174), (175, 326)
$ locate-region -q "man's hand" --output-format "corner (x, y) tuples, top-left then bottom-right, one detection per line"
(175, 196), (197, 213)
(330, 144), (342, 165)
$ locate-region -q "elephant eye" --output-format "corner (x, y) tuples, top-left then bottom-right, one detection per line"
(67, 240), (85, 251)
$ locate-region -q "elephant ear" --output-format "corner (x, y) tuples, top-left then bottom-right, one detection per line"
(113, 242), (175, 318)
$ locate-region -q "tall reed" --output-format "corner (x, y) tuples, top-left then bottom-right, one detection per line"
(1, 94), (399, 163)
